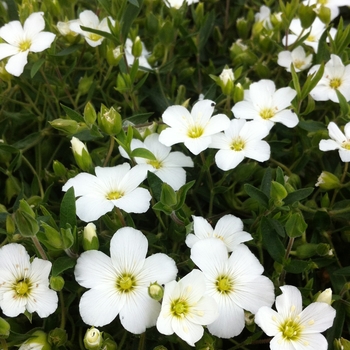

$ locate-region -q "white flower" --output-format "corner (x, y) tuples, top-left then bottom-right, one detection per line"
(57, 20), (80, 36)
(219, 67), (234, 86)
(70, 136), (87, 156)
(185, 214), (252, 252)
(125, 38), (152, 70)
(0, 12), (55, 76)
(0, 244), (58, 318)
(119, 133), (193, 191)
(159, 100), (230, 155)
(319, 122), (350, 162)
(278, 46), (313, 72)
(209, 119), (271, 171)
(190, 239), (275, 338)
(255, 285), (336, 350)
(62, 163), (151, 222)
(308, 54), (350, 103)
(156, 269), (218, 346)
(69, 10), (114, 47)
(163, 0), (199, 9)
(282, 18), (336, 53)
(231, 80), (298, 130)
(255, 5), (272, 29)
(74, 227), (177, 333)
(302, 0), (349, 20)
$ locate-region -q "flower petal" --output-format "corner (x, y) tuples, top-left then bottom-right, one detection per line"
(214, 149), (245, 171)
(0, 43), (19, 60)
(172, 316), (204, 346)
(191, 99), (216, 125)
(276, 285), (303, 318)
(0, 20), (24, 46)
(26, 285), (58, 317)
(29, 32), (55, 52)
(5, 51), (28, 76)
(328, 122), (346, 143)
(112, 187), (151, 213)
(75, 194), (114, 222)
(319, 139), (341, 152)
(255, 306), (281, 336)
(23, 12), (45, 38)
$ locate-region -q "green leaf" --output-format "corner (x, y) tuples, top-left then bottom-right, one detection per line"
(128, 0), (139, 6)
(284, 187), (314, 205)
(97, 0), (113, 16)
(284, 259), (310, 273)
(60, 187), (77, 229)
(147, 171), (163, 202)
(60, 104), (85, 123)
(298, 120), (325, 132)
(30, 58), (45, 78)
(152, 201), (173, 215)
(160, 183), (177, 207)
(261, 217), (285, 263)
(260, 167), (272, 197)
(285, 212), (307, 238)
(244, 184), (269, 208)
(54, 45), (82, 57)
(290, 64), (301, 98)
(199, 11), (215, 50)
(80, 26), (118, 44)
(300, 62), (324, 100)
(126, 112), (153, 125)
(121, 0), (143, 41)
(336, 89), (350, 116)
(131, 148), (156, 160)
(52, 256), (76, 277)
(174, 181), (195, 211)
(333, 266), (350, 276)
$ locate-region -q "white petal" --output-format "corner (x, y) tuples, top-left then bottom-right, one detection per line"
(319, 139), (341, 151)
(185, 234), (199, 248)
(29, 32), (55, 52)
(161, 105), (192, 129)
(184, 135), (212, 155)
(270, 333), (296, 350)
(5, 51), (28, 76)
(28, 258), (52, 285)
(0, 20), (24, 46)
(271, 110), (299, 128)
(244, 140), (271, 162)
(154, 167), (186, 191)
(187, 295), (218, 326)
(178, 270), (206, 305)
(110, 227), (147, 274)
(1, 290), (27, 316)
(276, 285), (303, 318)
(79, 10), (100, 28)
(0, 243), (30, 277)
(192, 215), (214, 239)
(0, 43), (19, 60)
(162, 151), (194, 168)
(215, 149), (245, 171)
(338, 149), (350, 162)
(172, 316), (204, 346)
(299, 302), (335, 333)
(277, 51), (292, 69)
(207, 296), (245, 338)
(158, 127), (187, 147)
(249, 80), (276, 108)
(119, 290), (161, 334)
(62, 172), (104, 196)
(255, 306), (281, 336)
(74, 250), (116, 289)
(23, 12), (45, 38)
(203, 114), (231, 135)
(26, 286), (58, 317)
(75, 195), (114, 222)
(231, 101), (260, 120)
(138, 253), (177, 285)
(272, 87), (297, 111)
(94, 164), (130, 190)
(144, 134), (170, 160)
(191, 99), (216, 125)
(328, 122), (346, 143)
(112, 187), (151, 213)
(118, 164), (149, 193)
(292, 333), (328, 350)
(79, 288), (123, 327)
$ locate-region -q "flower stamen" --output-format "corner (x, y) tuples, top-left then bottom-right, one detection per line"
(329, 77), (342, 89)
(260, 108), (275, 120)
(106, 191), (124, 200)
(187, 125), (204, 139)
(19, 40), (31, 52)
(116, 273), (135, 293)
(216, 275), (233, 294)
(171, 298), (189, 318)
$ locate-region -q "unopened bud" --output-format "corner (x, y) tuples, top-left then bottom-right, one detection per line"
(98, 105), (122, 136)
(148, 282), (164, 301)
(48, 328), (68, 347)
(53, 160), (67, 177)
(71, 137), (93, 172)
(316, 171), (341, 190)
(318, 5), (331, 24)
(298, 4), (316, 29)
(84, 327), (102, 350)
(132, 36), (143, 58)
(50, 276), (65, 292)
(316, 288), (332, 305)
(219, 67), (234, 96)
(0, 317), (10, 339)
(83, 223), (99, 251)
(19, 330), (51, 350)
(78, 75), (94, 96)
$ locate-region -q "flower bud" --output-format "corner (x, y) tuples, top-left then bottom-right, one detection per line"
(84, 327), (102, 350)
(83, 223), (99, 251)
(316, 171), (341, 190)
(236, 17), (250, 40)
(70, 137), (93, 172)
(131, 36), (143, 58)
(78, 75), (94, 96)
(49, 119), (79, 134)
(98, 105), (122, 136)
(233, 83), (244, 103)
(334, 338), (350, 350)
(48, 328), (68, 347)
(321, 193), (330, 208)
(19, 330), (51, 350)
(318, 5), (331, 24)
(84, 102), (97, 126)
(101, 337), (118, 350)
(298, 4), (316, 29)
(244, 311), (254, 326)
(270, 181), (288, 205)
(194, 2), (204, 26)
(316, 288), (332, 305)
(219, 67), (234, 96)
(148, 282), (164, 301)
(50, 276), (65, 292)
(106, 45), (123, 66)
(53, 160), (67, 177)
(6, 214), (15, 235)
(0, 317), (10, 339)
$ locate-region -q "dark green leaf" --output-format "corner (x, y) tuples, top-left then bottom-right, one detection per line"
(199, 11), (215, 50)
(285, 212), (307, 237)
(60, 104), (85, 123)
(54, 45), (82, 57)
(284, 259), (310, 273)
(121, 0), (143, 41)
(174, 181), (195, 211)
(80, 26), (118, 44)
(30, 58), (45, 78)
(244, 184), (269, 208)
(284, 187), (314, 205)
(60, 187), (77, 229)
(261, 167), (272, 197)
(261, 217), (285, 263)
(131, 148), (156, 160)
(333, 267), (350, 276)
(52, 256), (76, 277)
(147, 171), (163, 202)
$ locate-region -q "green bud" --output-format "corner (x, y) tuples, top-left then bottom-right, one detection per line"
(270, 181), (288, 204)
(285, 212), (307, 238)
(15, 201), (39, 237)
(0, 317), (10, 339)
(236, 17), (250, 40)
(160, 183), (177, 207)
(132, 36), (143, 58)
(98, 105), (122, 136)
(84, 102), (97, 126)
(159, 21), (175, 46)
(19, 198), (35, 217)
(106, 45), (123, 66)
(255, 62), (271, 79)
(49, 119), (79, 134)
(194, 2), (204, 26)
(316, 243), (331, 256)
(244, 310), (255, 326)
(78, 75), (94, 96)
(48, 328), (68, 347)
(84, 327), (102, 350)
(316, 171), (341, 190)
(334, 338), (350, 350)
(40, 222), (64, 249)
(70, 137), (93, 172)
(320, 193), (330, 208)
(233, 83), (244, 103)
(298, 4), (316, 29)
(50, 276), (65, 292)
(53, 160), (67, 177)
(6, 214), (16, 235)
(116, 72), (132, 93)
(83, 223), (99, 251)
(318, 5), (331, 24)
(296, 243), (318, 259)
(101, 338), (118, 350)
(258, 35), (274, 53)
(148, 282), (164, 301)
(21, 330), (51, 350)
(218, 66), (235, 96)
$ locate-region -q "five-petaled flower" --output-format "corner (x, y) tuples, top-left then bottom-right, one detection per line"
(62, 163), (151, 222)
(190, 239), (275, 338)
(156, 269), (218, 346)
(159, 100), (230, 155)
(0, 12), (55, 76)
(74, 227), (177, 333)
(278, 46), (313, 73)
(309, 54), (350, 103)
(209, 119), (271, 171)
(0, 244), (58, 318)
(185, 214), (252, 252)
(319, 121), (350, 162)
(231, 79), (298, 130)
(119, 133), (193, 191)
(255, 285), (336, 350)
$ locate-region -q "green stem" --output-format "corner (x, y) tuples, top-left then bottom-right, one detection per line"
(59, 290), (66, 329)
(103, 136), (115, 166)
(31, 236), (48, 260)
(22, 155), (45, 198)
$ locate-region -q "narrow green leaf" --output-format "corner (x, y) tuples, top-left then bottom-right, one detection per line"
(175, 181), (195, 211)
(284, 187), (314, 205)
(333, 267), (350, 276)
(244, 184), (269, 208)
(97, 0), (113, 16)
(80, 26), (118, 44)
(121, 0), (143, 41)
(60, 104), (85, 123)
(199, 11), (215, 50)
(290, 64), (301, 98)
(128, 0), (139, 6)
(53, 45), (82, 56)
(301, 62), (324, 100)
(30, 58), (45, 78)
(147, 171), (163, 202)
(260, 167), (272, 197)
(131, 148), (156, 160)
(52, 256), (76, 277)
(60, 187), (77, 229)
(261, 217), (285, 263)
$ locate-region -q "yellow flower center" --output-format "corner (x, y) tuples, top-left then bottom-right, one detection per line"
(230, 137), (245, 151)
(116, 274), (135, 293)
(293, 59), (304, 70)
(89, 33), (102, 42)
(171, 298), (189, 318)
(216, 275), (233, 294)
(317, 0), (327, 4)
(260, 108), (275, 120)
(106, 191), (123, 200)
(279, 317), (302, 341)
(307, 35), (316, 42)
(19, 40), (31, 52)
(15, 280), (29, 295)
(187, 125), (204, 139)
(342, 141), (350, 150)
(329, 78), (342, 89)
(147, 159), (162, 169)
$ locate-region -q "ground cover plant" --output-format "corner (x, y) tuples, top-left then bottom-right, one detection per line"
(0, 0), (350, 349)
